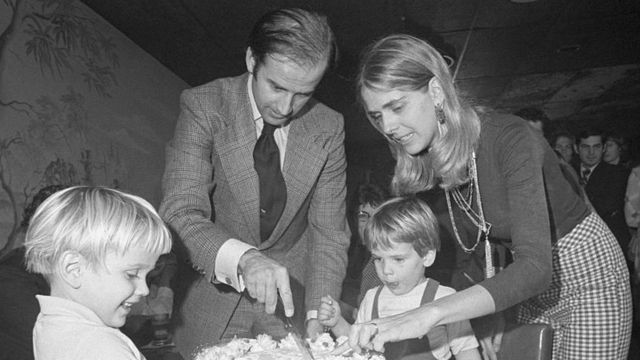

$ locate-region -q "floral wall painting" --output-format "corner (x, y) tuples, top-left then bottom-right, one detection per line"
(0, 0), (188, 256)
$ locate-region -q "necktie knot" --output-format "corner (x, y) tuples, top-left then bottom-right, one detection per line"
(581, 168), (591, 185)
(261, 123), (277, 137)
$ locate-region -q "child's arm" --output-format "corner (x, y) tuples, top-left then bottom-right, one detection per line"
(453, 347), (482, 360)
(317, 295), (351, 337)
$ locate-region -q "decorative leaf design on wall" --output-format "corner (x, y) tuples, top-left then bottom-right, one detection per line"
(0, 0), (121, 257)
(20, 0), (120, 94)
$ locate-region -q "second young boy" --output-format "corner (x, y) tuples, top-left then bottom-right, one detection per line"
(319, 196), (480, 360)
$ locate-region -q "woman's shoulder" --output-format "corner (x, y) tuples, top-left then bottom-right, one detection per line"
(479, 111), (530, 133)
(476, 111), (548, 168)
(478, 111), (537, 148)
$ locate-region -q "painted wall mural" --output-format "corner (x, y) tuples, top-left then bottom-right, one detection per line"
(0, 0), (188, 256)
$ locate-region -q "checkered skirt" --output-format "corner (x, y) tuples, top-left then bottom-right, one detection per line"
(517, 212), (632, 359)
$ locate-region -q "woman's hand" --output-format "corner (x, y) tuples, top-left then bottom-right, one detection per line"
(332, 285), (497, 356)
(342, 306), (437, 354)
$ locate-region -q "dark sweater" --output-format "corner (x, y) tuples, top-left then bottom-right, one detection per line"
(575, 161), (630, 250)
(0, 247), (50, 360)
(472, 113), (590, 311)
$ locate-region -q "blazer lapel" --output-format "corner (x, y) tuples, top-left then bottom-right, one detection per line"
(261, 109), (329, 247)
(214, 75), (261, 245)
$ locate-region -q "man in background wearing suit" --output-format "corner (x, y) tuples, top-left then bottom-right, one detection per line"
(574, 129), (630, 251)
(160, 8), (350, 356)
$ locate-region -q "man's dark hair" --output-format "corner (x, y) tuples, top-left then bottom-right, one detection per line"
(577, 128), (604, 143)
(247, 8), (337, 70)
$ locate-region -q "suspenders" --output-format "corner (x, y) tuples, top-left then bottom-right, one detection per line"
(370, 279), (440, 360)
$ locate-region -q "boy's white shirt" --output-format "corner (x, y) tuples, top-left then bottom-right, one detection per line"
(356, 280), (479, 359)
(33, 295), (143, 360)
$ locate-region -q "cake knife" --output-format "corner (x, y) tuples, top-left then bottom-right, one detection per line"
(283, 316), (316, 360)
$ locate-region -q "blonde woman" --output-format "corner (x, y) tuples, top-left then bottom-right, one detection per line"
(345, 34), (631, 360)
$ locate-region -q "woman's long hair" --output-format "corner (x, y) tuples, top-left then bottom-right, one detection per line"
(356, 34), (481, 194)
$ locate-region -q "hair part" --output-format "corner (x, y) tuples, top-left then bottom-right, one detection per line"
(356, 34), (480, 194)
(24, 186), (172, 275)
(247, 8), (337, 71)
(364, 196), (439, 257)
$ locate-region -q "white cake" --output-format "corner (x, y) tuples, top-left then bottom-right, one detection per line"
(193, 333), (384, 360)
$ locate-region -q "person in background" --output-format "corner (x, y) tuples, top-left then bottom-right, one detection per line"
(603, 133), (629, 168)
(627, 165), (640, 259)
(24, 186), (172, 360)
(355, 182), (389, 246)
(348, 181), (389, 280)
(574, 129), (631, 251)
(518, 111), (587, 204)
(320, 197), (480, 360)
(0, 184), (67, 360)
(159, 7), (350, 356)
(625, 158), (640, 359)
(340, 180), (390, 325)
(346, 34), (630, 360)
(551, 131), (578, 166)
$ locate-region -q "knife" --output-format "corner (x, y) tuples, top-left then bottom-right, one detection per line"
(286, 322), (316, 360)
(278, 298), (316, 360)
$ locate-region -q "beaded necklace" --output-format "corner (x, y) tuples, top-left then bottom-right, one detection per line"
(445, 151), (495, 278)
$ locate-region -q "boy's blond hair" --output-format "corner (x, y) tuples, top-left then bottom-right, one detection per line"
(24, 186), (171, 276)
(364, 196), (439, 257)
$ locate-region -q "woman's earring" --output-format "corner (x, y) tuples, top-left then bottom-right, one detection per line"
(435, 103), (446, 124)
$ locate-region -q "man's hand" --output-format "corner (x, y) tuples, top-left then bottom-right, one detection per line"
(239, 249), (293, 316)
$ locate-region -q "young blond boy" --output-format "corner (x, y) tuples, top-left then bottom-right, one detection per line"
(24, 186), (172, 360)
(319, 196), (480, 360)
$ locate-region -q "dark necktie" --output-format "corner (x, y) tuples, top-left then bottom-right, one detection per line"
(581, 168), (591, 186)
(253, 122), (287, 241)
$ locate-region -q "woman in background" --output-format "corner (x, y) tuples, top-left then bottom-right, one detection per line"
(604, 133), (630, 168)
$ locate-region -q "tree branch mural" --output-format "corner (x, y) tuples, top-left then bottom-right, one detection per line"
(1, 0), (119, 94)
(0, 0), (121, 256)
(0, 135), (24, 258)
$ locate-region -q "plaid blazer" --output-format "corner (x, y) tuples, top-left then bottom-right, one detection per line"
(160, 73), (350, 355)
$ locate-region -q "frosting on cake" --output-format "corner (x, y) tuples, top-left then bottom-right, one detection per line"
(193, 333), (384, 360)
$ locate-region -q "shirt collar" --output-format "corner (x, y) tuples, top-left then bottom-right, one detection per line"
(581, 162), (600, 173)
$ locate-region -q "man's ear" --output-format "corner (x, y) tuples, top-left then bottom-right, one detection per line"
(428, 77), (444, 105)
(422, 249), (436, 267)
(246, 47), (256, 74)
(59, 250), (84, 289)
